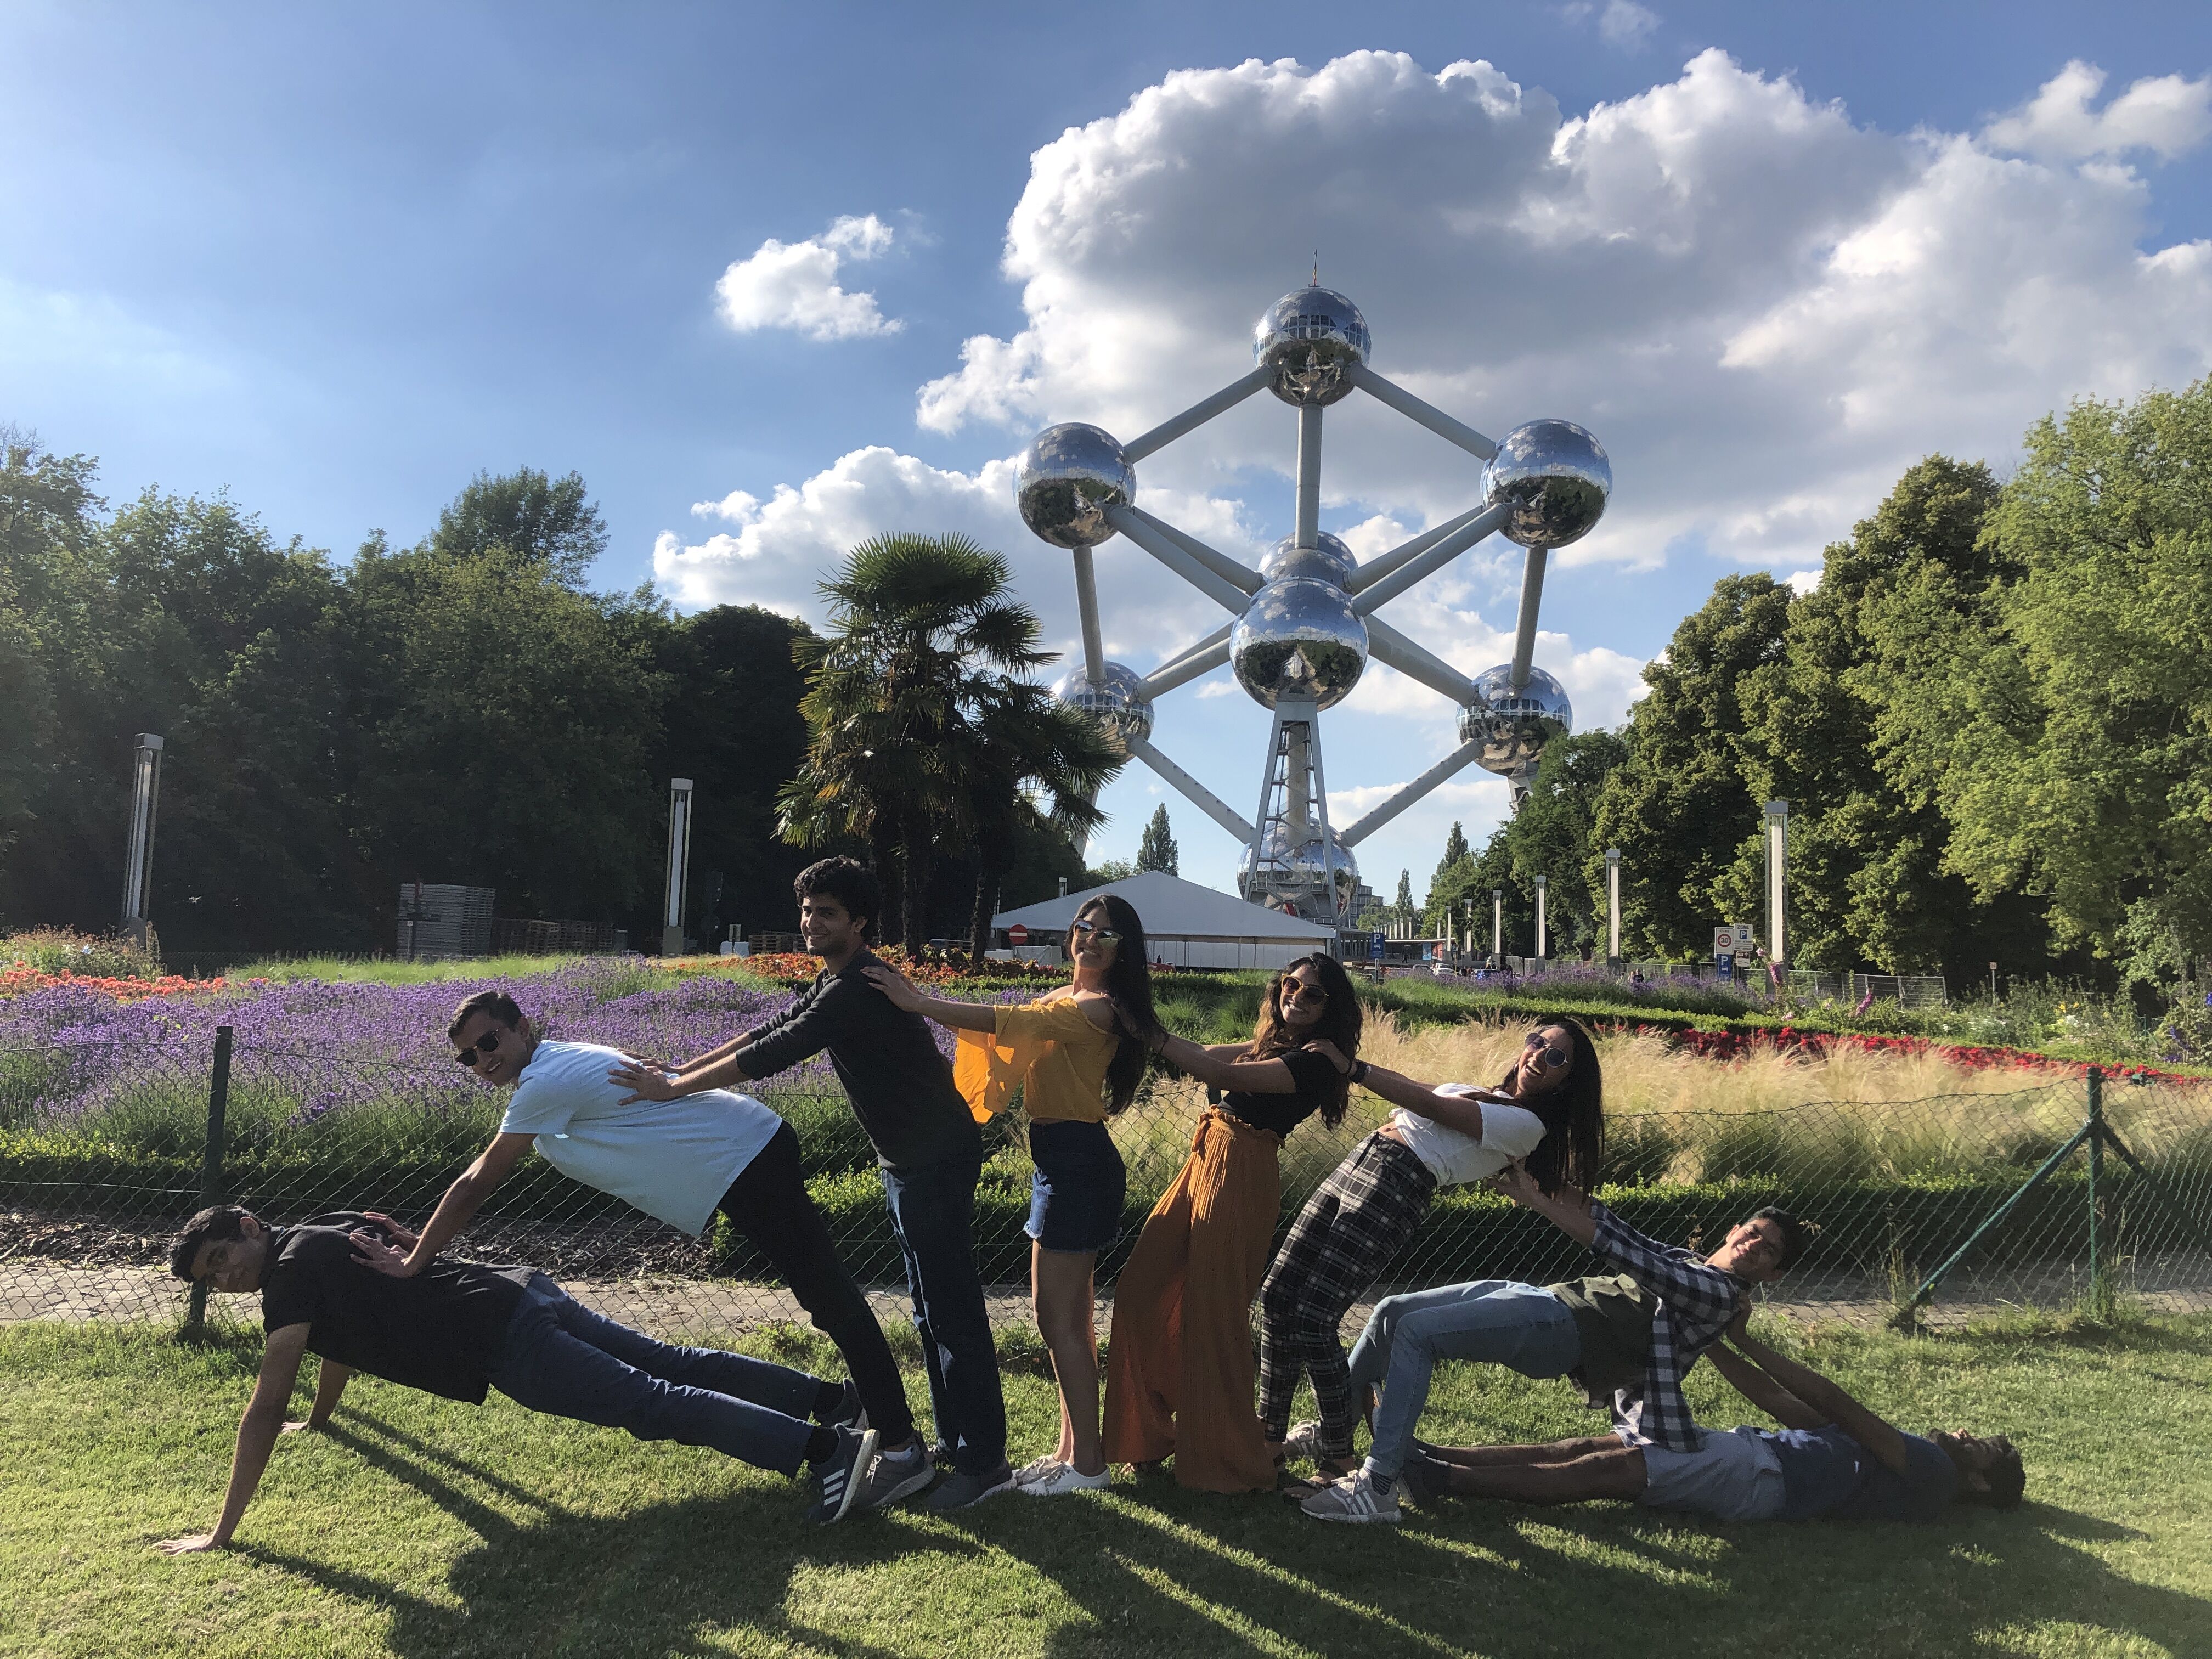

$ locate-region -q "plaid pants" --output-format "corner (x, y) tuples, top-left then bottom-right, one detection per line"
(1257, 1132), (1437, 1459)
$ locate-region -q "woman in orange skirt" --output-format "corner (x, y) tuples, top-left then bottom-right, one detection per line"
(1103, 953), (1361, 1492)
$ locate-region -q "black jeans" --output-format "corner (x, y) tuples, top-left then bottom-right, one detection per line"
(879, 1149), (1006, 1474)
(718, 1120), (915, 1447)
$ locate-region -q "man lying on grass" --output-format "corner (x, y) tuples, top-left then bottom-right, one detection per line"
(1394, 1308), (2024, 1522)
(154, 1205), (879, 1554)
(1301, 1161), (1809, 1525)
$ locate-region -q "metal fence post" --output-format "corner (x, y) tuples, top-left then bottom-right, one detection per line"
(184, 1026), (234, 1336)
(2086, 1067), (2111, 1320)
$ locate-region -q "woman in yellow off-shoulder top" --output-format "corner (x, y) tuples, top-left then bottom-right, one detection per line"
(867, 894), (1163, 1498)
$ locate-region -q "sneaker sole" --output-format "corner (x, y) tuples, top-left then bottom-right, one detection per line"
(864, 1460), (939, 1509)
(818, 1427), (879, 1525)
(1304, 1507), (1400, 1525)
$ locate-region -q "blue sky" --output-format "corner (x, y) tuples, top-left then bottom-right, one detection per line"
(8, 2), (2211, 913)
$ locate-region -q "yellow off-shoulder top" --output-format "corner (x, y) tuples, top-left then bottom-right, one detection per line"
(955, 992), (1121, 1125)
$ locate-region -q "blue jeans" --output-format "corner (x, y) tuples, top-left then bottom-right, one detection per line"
(879, 1152), (1007, 1475)
(1346, 1280), (1582, 1477)
(488, 1275), (821, 1475)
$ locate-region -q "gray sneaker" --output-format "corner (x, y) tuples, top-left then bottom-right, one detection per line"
(859, 1443), (938, 1509)
(921, 1461), (1017, 1511)
(806, 1425), (879, 1525)
(1300, 1466), (1401, 1525)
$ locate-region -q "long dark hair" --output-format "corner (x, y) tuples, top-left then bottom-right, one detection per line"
(1069, 894), (1163, 1113)
(1500, 1013), (1604, 1196)
(1245, 953), (1362, 1127)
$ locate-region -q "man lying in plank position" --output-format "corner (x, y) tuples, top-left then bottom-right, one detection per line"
(154, 1205), (878, 1554)
(1395, 1308), (2024, 1520)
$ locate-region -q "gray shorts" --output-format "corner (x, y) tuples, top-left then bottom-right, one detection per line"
(1637, 1427), (1786, 1521)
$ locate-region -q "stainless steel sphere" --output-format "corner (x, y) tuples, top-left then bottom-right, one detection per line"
(1243, 823), (1359, 893)
(1460, 665), (1573, 778)
(1231, 578), (1369, 710)
(1482, 419), (1611, 548)
(1015, 422), (1135, 549)
(1049, 661), (1153, 758)
(1254, 285), (1371, 407)
(1259, 531), (1358, 589)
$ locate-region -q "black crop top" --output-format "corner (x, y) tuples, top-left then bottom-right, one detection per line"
(1219, 1046), (1342, 1137)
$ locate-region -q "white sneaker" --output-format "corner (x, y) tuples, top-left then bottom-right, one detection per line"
(1300, 1467), (1400, 1525)
(1022, 1462), (1111, 1497)
(1010, 1454), (1064, 1487)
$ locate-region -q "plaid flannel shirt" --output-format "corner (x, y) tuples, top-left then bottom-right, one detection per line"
(1587, 1199), (1748, 1453)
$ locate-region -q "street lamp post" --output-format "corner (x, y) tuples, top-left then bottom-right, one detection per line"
(1491, 888), (1503, 962)
(662, 778), (695, 957)
(1763, 799), (1788, 972)
(120, 734), (165, 949)
(1533, 874), (1548, 962)
(1604, 847), (1622, 968)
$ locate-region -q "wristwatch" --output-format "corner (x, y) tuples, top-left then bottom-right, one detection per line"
(1350, 1059), (1370, 1084)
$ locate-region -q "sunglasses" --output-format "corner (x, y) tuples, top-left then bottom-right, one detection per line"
(1523, 1030), (1572, 1070)
(454, 1028), (507, 1068)
(1280, 978), (1328, 1001)
(1069, 919), (1122, 945)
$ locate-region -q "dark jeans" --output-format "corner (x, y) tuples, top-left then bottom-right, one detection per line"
(718, 1120), (915, 1447)
(879, 1149), (1006, 1474)
(488, 1275), (821, 1475)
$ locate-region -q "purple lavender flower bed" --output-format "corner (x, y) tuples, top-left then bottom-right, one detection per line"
(0, 960), (933, 1153)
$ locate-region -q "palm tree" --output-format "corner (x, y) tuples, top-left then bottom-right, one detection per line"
(778, 532), (1090, 948)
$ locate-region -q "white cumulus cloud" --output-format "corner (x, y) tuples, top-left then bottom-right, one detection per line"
(713, 213), (902, 341)
(1983, 60), (2212, 162)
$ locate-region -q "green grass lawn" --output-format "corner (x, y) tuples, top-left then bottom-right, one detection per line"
(4, 1317), (2208, 1658)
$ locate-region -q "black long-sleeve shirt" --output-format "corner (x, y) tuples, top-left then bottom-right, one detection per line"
(737, 949), (979, 1170)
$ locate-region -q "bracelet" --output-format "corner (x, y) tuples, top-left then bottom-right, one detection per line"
(1350, 1060), (1370, 1084)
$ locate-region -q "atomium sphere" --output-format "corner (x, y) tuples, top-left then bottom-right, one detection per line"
(1482, 419), (1612, 548)
(1259, 531), (1358, 589)
(1015, 422), (1135, 549)
(1243, 823), (1359, 895)
(1049, 661), (1153, 758)
(1231, 578), (1369, 710)
(1254, 285), (1371, 407)
(1459, 664), (1573, 778)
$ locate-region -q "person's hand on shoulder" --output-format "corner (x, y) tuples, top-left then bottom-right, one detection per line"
(861, 964), (925, 1011)
(351, 1228), (421, 1277)
(608, 1058), (683, 1104)
(1301, 1038), (1352, 1075)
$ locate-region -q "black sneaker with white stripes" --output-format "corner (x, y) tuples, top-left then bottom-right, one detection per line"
(820, 1379), (868, 1435)
(806, 1424), (879, 1525)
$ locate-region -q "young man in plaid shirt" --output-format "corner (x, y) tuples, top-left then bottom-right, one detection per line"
(1302, 1160), (1810, 1524)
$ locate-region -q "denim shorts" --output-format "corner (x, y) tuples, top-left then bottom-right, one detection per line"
(1025, 1118), (1126, 1253)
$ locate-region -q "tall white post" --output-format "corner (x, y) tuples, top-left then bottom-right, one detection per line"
(120, 733), (165, 947)
(662, 778), (695, 957)
(1491, 889), (1503, 960)
(1763, 799), (1789, 970)
(1533, 875), (1548, 961)
(1605, 847), (1622, 966)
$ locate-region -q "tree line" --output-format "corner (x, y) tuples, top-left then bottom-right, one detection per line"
(1418, 378), (2211, 1002)
(0, 441), (1101, 958)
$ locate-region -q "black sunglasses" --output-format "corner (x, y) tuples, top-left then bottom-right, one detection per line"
(455, 1028), (506, 1068)
(1069, 919), (1122, 945)
(1524, 1030), (1572, 1070)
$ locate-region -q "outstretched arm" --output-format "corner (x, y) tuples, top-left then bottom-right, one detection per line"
(354, 1133), (533, 1277)
(156, 1322), (310, 1554)
(1354, 1064), (1510, 1139)
(1703, 1321), (1825, 1430)
(1724, 1326), (1909, 1475)
(861, 964), (1001, 1032)
(1490, 1161), (1598, 1248)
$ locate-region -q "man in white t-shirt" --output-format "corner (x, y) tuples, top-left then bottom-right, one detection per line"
(350, 990), (919, 1519)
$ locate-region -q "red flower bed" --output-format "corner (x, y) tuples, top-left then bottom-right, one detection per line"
(0, 966), (229, 1000)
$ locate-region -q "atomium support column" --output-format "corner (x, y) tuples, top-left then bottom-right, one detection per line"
(1509, 546), (1549, 693)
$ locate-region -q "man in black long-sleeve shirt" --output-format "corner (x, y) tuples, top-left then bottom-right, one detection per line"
(612, 857), (1012, 1510)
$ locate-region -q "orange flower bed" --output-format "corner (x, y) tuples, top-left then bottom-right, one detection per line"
(0, 965), (228, 1000)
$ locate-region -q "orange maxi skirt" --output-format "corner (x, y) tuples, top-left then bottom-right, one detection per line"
(1102, 1108), (1280, 1492)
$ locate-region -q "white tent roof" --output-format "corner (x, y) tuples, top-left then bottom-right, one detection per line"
(992, 870), (1336, 942)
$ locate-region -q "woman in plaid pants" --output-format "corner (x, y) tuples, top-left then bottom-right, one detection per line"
(1257, 1016), (1606, 1481)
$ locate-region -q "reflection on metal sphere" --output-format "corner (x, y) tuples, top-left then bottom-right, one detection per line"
(1259, 531), (1358, 589)
(1231, 578), (1369, 710)
(1460, 665), (1573, 778)
(1254, 285), (1371, 407)
(1050, 662), (1153, 758)
(1242, 825), (1359, 899)
(1482, 419), (1611, 548)
(1016, 423), (1135, 548)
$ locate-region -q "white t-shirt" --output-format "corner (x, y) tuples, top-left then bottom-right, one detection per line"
(1388, 1084), (1548, 1187)
(498, 1040), (783, 1237)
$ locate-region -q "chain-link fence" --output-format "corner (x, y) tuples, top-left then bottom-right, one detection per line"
(4, 1030), (2209, 1337)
